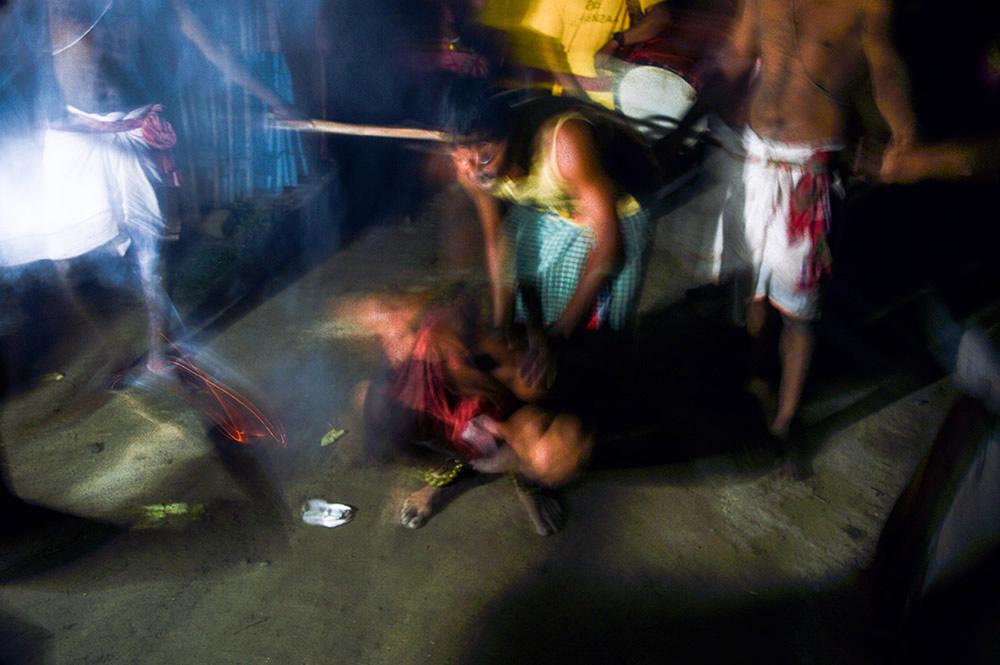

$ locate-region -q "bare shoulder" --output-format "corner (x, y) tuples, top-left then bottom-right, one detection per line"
(550, 116), (605, 183)
(551, 117), (596, 161)
(552, 116), (594, 146)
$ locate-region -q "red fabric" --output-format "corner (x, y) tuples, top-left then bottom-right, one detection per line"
(65, 105), (181, 186)
(386, 307), (504, 461)
(141, 105), (181, 187)
(618, 5), (740, 86)
(788, 151), (833, 291)
(140, 105), (177, 149)
(586, 288), (611, 330)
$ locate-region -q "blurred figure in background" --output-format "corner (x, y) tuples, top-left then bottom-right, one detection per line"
(405, 1), (511, 281)
(172, 0), (310, 205)
(407, 0), (506, 80)
(502, 0), (672, 107)
(870, 321), (1000, 665)
(667, 0), (919, 475)
(0, 0), (306, 382)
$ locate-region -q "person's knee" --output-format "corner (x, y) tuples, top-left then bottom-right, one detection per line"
(780, 313), (814, 340)
(526, 413), (594, 487)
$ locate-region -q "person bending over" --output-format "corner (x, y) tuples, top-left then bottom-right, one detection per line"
(443, 81), (660, 399)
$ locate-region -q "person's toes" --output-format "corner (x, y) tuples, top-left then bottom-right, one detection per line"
(400, 485), (439, 529)
(400, 501), (429, 529)
(516, 485), (564, 536)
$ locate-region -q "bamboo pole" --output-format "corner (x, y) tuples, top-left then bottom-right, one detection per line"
(269, 117), (450, 143)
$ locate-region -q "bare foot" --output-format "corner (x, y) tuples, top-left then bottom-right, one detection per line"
(145, 351), (172, 376)
(772, 455), (811, 481)
(400, 483), (446, 529)
(108, 350), (174, 390)
(514, 482), (564, 536)
(769, 422), (812, 480)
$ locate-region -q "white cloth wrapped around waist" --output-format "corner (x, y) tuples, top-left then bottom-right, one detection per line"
(0, 105), (170, 267)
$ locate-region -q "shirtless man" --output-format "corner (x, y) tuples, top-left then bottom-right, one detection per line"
(672, 0), (917, 471)
(0, 0), (300, 375)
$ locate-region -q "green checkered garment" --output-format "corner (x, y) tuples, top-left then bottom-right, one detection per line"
(506, 203), (650, 331)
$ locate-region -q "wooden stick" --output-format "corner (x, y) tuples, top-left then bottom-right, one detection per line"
(269, 117), (450, 142)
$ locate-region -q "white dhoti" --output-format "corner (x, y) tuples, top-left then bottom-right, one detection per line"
(664, 120), (751, 285)
(0, 105), (171, 268)
(741, 129), (843, 320)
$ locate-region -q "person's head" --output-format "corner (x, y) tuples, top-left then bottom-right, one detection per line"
(440, 77), (512, 188)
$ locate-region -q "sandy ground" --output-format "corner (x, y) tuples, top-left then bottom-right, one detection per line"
(0, 175), (992, 664)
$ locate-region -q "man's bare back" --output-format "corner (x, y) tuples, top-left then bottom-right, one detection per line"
(733, 0), (912, 144)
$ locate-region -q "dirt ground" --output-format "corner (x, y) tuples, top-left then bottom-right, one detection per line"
(0, 171), (994, 664)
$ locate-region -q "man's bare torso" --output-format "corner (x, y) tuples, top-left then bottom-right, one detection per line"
(48, 0), (129, 113)
(746, 0), (870, 142)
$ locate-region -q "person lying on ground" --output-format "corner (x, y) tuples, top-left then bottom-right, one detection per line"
(357, 285), (594, 535)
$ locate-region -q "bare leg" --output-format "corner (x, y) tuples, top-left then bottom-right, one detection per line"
(466, 414), (567, 535)
(769, 314), (815, 480)
(133, 237), (169, 372)
(401, 483), (454, 529)
(460, 409), (586, 535)
(51, 260), (129, 382)
(493, 406), (593, 486)
(499, 407), (593, 535)
(400, 459), (467, 529)
(772, 314), (813, 439)
(745, 297), (772, 382)
(746, 298), (768, 340)
(53, 260), (113, 350)
(745, 298), (779, 425)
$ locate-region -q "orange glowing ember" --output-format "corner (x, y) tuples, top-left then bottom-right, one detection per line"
(117, 335), (287, 447)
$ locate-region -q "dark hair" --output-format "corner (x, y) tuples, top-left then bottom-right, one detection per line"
(437, 77), (512, 144)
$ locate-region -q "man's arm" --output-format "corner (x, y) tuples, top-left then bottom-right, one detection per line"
(548, 118), (623, 339)
(173, 0), (302, 119)
(597, 2), (671, 54)
(473, 189), (514, 331)
(862, 0), (918, 152)
(452, 154), (513, 330)
(882, 135), (999, 183)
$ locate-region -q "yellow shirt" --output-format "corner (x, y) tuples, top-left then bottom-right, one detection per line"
(490, 112), (641, 221)
(524, 0), (664, 78)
